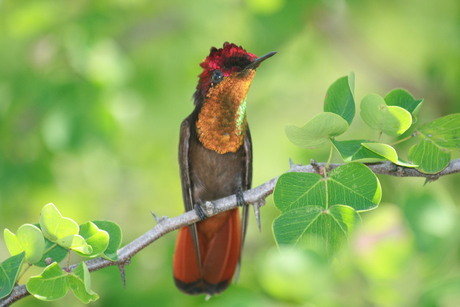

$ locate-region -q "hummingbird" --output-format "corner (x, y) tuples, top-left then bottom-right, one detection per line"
(173, 42), (276, 295)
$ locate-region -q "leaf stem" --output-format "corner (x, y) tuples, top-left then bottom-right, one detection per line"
(66, 250), (71, 272)
(324, 145), (334, 174)
(42, 243), (57, 255)
(391, 133), (415, 146)
(16, 264), (32, 283)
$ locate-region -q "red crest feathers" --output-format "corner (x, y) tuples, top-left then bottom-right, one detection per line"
(195, 42), (257, 101)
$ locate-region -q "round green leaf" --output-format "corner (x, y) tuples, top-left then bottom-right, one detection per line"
(4, 225), (46, 264)
(328, 163), (381, 211)
(4, 229), (22, 256)
(324, 73), (355, 125)
(76, 222), (109, 258)
(385, 89), (423, 115)
(274, 163), (381, 213)
(68, 263), (99, 303)
(274, 172), (324, 212)
(27, 262), (68, 301)
(58, 235), (92, 254)
(17, 224), (45, 264)
(273, 205), (361, 256)
(0, 253), (25, 299)
(39, 203), (79, 242)
(93, 221), (122, 261)
(408, 139), (451, 174)
(417, 113), (460, 149)
(360, 94), (412, 136)
(285, 112), (349, 148)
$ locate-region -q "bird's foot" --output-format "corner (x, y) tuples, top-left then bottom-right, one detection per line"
(194, 202), (214, 221)
(236, 189), (246, 207)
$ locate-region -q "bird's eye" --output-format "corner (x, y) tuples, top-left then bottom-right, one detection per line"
(211, 70), (224, 85)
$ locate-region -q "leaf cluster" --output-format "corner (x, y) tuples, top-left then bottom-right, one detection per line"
(1, 204), (122, 303)
(276, 73), (460, 255)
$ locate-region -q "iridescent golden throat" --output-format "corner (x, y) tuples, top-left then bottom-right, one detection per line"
(196, 70), (256, 154)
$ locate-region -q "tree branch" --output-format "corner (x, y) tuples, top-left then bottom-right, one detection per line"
(2, 159), (460, 306)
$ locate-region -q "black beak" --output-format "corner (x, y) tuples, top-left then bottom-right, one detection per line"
(244, 51), (277, 70)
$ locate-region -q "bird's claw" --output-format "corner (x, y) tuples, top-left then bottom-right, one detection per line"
(236, 189), (246, 207)
(194, 203), (209, 221)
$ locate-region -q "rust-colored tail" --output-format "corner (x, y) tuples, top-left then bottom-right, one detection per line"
(173, 209), (241, 295)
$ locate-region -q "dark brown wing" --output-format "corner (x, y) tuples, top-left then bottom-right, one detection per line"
(178, 115), (202, 268)
(235, 125), (252, 282)
(241, 126), (252, 243)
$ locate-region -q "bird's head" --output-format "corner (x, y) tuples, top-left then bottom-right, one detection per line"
(194, 42), (276, 105)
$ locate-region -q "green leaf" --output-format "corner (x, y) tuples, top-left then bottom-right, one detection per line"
(0, 253), (25, 299)
(4, 224), (45, 264)
(67, 263), (99, 303)
(417, 114), (460, 149)
(361, 143), (417, 167)
(360, 94), (412, 136)
(324, 73), (355, 125)
(76, 222), (109, 258)
(93, 221), (122, 261)
(39, 203), (79, 242)
(385, 89), (423, 115)
(331, 139), (386, 162)
(35, 238), (68, 267)
(273, 205), (360, 254)
(408, 139), (451, 174)
(3, 229), (22, 256)
(328, 163), (381, 211)
(274, 163), (381, 213)
(27, 262), (68, 301)
(331, 140), (417, 167)
(274, 172), (324, 212)
(285, 112), (349, 148)
(58, 235), (92, 254)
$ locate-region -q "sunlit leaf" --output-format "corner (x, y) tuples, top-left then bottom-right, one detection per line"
(4, 224), (45, 264)
(408, 139), (450, 174)
(93, 221), (122, 261)
(39, 203), (79, 242)
(361, 143), (417, 167)
(27, 262), (68, 301)
(285, 112), (349, 148)
(3, 229), (22, 256)
(360, 94), (412, 136)
(331, 139), (385, 162)
(58, 235), (92, 254)
(68, 263), (99, 303)
(76, 222), (109, 258)
(0, 253), (25, 299)
(324, 73), (355, 125)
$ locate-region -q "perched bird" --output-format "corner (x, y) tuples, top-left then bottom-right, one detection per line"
(173, 42), (276, 295)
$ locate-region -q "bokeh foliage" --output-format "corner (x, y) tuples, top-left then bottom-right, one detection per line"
(1, 0), (460, 306)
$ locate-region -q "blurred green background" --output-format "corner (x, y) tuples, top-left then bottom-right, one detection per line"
(1, 0), (460, 306)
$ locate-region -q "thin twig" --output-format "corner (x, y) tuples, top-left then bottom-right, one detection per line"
(1, 159), (460, 307)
